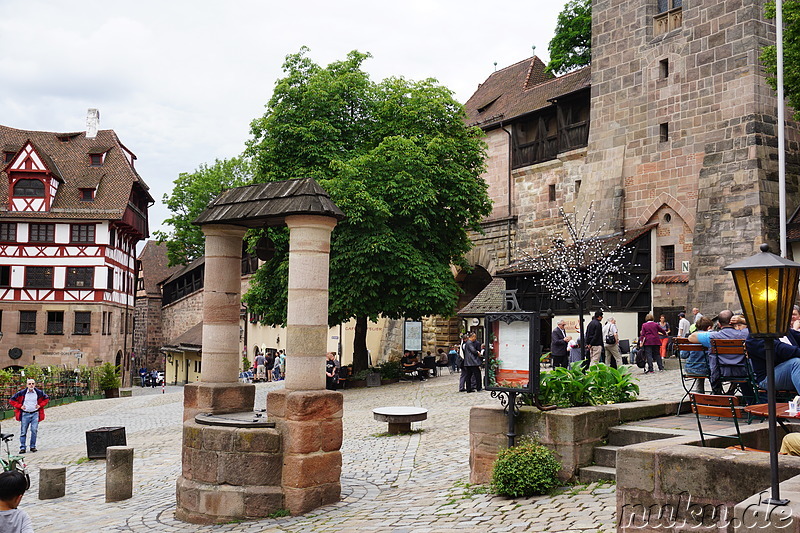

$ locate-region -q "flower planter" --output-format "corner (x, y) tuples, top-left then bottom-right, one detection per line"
(104, 388), (120, 399)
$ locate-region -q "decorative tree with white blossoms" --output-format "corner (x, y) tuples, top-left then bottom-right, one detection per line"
(517, 205), (636, 361)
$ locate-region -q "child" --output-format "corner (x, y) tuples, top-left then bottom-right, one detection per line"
(0, 470), (33, 532)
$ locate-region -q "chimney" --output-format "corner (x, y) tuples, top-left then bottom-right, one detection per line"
(86, 108), (100, 139)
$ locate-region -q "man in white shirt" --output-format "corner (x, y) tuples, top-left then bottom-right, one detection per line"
(8, 379), (49, 454)
(677, 312), (691, 338)
(692, 307), (704, 324)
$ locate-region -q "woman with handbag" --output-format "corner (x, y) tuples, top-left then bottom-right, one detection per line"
(639, 314), (667, 374)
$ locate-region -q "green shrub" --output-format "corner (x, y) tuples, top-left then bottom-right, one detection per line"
(97, 362), (122, 390)
(374, 360), (400, 380)
(537, 362), (639, 407)
(491, 439), (561, 497)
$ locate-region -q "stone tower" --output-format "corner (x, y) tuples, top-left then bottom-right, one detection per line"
(588, 0), (799, 312)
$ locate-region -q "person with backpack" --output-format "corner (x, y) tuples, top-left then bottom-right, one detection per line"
(603, 317), (622, 368)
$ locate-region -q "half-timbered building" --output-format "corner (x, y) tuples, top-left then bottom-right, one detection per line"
(0, 110), (152, 378)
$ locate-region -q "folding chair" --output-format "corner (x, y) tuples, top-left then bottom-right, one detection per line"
(689, 393), (766, 452)
(675, 338), (710, 414)
(708, 338), (757, 404)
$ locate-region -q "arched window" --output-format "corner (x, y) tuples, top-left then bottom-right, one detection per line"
(13, 179), (45, 197)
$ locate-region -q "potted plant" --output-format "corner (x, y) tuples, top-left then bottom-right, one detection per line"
(97, 363), (122, 398)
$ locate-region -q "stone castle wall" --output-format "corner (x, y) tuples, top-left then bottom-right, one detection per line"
(588, 0), (800, 312)
(161, 290), (204, 346)
(134, 296), (166, 370)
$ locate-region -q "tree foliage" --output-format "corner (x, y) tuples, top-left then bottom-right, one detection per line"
(761, 0), (800, 120)
(154, 157), (252, 266)
(546, 0), (592, 75)
(243, 48), (492, 371)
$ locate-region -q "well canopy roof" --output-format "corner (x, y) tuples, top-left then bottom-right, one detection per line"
(193, 177), (344, 228)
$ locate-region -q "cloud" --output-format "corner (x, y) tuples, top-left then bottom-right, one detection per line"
(0, 0), (564, 235)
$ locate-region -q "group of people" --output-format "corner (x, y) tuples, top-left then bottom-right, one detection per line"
(449, 332), (483, 393)
(137, 367), (162, 388)
(550, 311), (622, 368)
(253, 350), (286, 382)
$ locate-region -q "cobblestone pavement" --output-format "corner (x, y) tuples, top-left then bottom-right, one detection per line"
(15, 365), (685, 532)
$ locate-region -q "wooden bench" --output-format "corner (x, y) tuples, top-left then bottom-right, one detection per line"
(372, 406), (427, 434)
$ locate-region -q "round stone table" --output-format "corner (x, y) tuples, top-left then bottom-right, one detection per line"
(372, 406), (428, 434)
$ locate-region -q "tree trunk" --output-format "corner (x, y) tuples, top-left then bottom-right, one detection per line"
(352, 315), (369, 374)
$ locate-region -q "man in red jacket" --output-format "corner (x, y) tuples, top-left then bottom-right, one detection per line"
(8, 379), (49, 454)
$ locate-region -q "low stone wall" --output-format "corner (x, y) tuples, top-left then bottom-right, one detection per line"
(617, 426), (800, 533)
(176, 421), (283, 523)
(470, 399), (680, 484)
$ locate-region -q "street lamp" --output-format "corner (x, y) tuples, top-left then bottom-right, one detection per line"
(725, 243), (800, 505)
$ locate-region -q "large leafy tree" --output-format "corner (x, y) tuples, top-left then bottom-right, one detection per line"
(546, 0), (592, 75)
(243, 48), (492, 372)
(154, 157), (252, 266)
(761, 0), (800, 119)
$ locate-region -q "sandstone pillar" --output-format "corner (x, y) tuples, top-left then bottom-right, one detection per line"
(183, 224), (254, 421)
(284, 215), (337, 391)
(268, 214), (342, 515)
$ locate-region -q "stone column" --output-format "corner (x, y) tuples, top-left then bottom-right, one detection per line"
(268, 214), (342, 515)
(183, 224), (254, 421)
(284, 215), (337, 391)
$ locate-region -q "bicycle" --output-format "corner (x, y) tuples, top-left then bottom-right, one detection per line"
(0, 429), (29, 488)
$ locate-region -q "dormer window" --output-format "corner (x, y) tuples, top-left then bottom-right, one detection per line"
(90, 154), (104, 166)
(3, 152), (15, 163)
(80, 188), (95, 201)
(13, 179), (44, 197)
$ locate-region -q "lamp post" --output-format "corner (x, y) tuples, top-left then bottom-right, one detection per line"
(725, 243), (800, 505)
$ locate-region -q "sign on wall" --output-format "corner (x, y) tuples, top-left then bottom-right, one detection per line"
(403, 320), (423, 352)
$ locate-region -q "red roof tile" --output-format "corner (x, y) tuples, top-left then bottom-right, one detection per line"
(464, 57), (591, 129)
(0, 125), (152, 220)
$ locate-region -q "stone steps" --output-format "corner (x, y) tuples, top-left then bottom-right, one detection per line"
(578, 465), (617, 483)
(592, 445), (621, 467)
(578, 424), (687, 483)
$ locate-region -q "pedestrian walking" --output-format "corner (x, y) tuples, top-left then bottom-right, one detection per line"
(325, 352), (340, 390)
(8, 378), (49, 454)
(639, 314), (667, 373)
(138, 367), (147, 387)
(254, 352), (267, 382)
(462, 332), (483, 393)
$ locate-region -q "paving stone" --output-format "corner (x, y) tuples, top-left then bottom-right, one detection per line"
(17, 368), (686, 532)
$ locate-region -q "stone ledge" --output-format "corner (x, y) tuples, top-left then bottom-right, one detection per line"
(469, 399), (683, 484)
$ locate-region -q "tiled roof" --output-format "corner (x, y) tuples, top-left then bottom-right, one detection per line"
(457, 278), (507, 316)
(463, 57), (591, 129)
(160, 256), (205, 287)
(652, 274), (689, 284)
(137, 241), (182, 297)
(164, 322), (203, 350)
(788, 204), (800, 242)
(0, 125), (152, 220)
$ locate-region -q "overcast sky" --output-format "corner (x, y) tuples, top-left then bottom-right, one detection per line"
(0, 0), (563, 236)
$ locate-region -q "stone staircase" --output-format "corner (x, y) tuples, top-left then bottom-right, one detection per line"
(578, 424), (688, 483)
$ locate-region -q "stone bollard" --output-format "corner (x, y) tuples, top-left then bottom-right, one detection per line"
(38, 465), (66, 500)
(105, 446), (134, 502)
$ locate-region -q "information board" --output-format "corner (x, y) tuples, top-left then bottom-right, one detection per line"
(404, 321), (423, 351)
